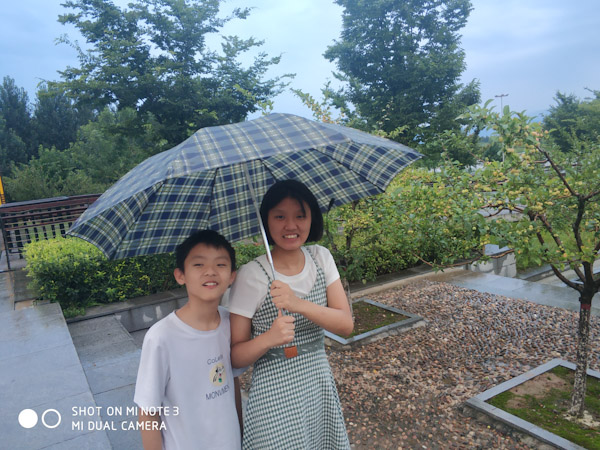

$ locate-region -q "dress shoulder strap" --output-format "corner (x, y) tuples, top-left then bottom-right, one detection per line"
(304, 246), (322, 271)
(253, 259), (273, 282)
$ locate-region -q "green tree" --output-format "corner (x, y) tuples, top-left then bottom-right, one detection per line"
(69, 107), (167, 187)
(0, 76), (34, 166)
(31, 84), (93, 152)
(4, 147), (102, 202)
(323, 0), (480, 162)
(56, 0), (290, 145)
(400, 105), (599, 417)
(4, 107), (166, 202)
(543, 89), (600, 152)
(0, 116), (28, 175)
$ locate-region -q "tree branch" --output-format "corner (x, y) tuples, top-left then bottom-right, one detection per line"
(548, 263), (583, 292)
(529, 211), (565, 254)
(535, 145), (577, 196)
(532, 224), (584, 292)
(584, 189), (600, 201)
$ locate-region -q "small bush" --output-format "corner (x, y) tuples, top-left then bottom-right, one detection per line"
(25, 237), (276, 317)
(25, 237), (179, 317)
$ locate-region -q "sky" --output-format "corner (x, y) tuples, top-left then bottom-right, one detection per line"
(1, 0), (599, 121)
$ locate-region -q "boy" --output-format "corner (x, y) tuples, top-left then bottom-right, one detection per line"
(134, 230), (242, 449)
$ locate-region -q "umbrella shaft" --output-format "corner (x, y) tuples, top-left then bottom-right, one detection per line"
(242, 165), (276, 280)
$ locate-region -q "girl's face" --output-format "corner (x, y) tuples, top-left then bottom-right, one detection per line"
(267, 197), (312, 251)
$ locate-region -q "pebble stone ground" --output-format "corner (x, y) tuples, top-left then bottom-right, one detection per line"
(245, 279), (600, 449)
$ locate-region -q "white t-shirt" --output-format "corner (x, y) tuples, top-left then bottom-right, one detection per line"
(229, 245), (340, 318)
(134, 307), (241, 450)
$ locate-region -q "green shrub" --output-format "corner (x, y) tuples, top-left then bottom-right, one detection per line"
(25, 237), (179, 317)
(234, 239), (268, 268)
(24, 236), (277, 317)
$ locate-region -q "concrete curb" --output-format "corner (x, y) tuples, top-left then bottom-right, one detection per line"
(465, 359), (600, 450)
(325, 298), (425, 349)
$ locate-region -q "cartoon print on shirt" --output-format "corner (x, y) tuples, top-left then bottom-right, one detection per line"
(210, 362), (226, 387)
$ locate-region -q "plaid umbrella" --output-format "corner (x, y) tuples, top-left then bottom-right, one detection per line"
(68, 113), (421, 260)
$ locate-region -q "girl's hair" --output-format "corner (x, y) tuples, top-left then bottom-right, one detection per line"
(260, 179), (323, 244)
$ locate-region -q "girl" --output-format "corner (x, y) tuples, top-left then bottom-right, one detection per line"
(229, 179), (353, 449)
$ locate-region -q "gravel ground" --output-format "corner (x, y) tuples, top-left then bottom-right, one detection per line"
(243, 279), (600, 449)
(329, 280), (600, 449)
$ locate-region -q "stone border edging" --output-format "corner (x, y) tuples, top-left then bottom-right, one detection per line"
(349, 267), (465, 298)
(325, 298), (425, 349)
(65, 288), (188, 326)
(465, 358), (600, 450)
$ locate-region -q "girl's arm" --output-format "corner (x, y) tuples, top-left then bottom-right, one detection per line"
(230, 311), (295, 368)
(270, 278), (354, 336)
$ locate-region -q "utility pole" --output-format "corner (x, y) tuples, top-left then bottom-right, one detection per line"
(495, 93), (509, 112)
(495, 94), (509, 162)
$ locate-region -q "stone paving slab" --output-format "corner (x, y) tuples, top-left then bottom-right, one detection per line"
(425, 269), (600, 316)
(0, 392), (112, 450)
(71, 323), (140, 369)
(42, 429), (113, 450)
(68, 314), (143, 449)
(0, 303), (110, 449)
(84, 352), (141, 396)
(0, 344), (87, 407)
(0, 268), (36, 312)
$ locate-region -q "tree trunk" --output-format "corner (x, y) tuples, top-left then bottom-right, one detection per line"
(341, 277), (354, 320)
(568, 298), (592, 417)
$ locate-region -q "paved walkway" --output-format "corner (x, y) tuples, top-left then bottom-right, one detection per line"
(0, 258), (597, 448)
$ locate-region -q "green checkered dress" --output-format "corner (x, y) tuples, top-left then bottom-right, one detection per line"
(243, 250), (350, 449)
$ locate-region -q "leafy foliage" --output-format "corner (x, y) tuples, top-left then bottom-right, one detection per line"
(410, 103), (599, 417)
(543, 89), (600, 153)
(324, 0), (480, 163)
(56, 0), (291, 146)
(4, 107), (166, 202)
(24, 236), (272, 317)
(31, 83), (93, 152)
(3, 147), (103, 201)
(0, 77), (33, 172)
(25, 237), (179, 317)
(406, 103), (600, 288)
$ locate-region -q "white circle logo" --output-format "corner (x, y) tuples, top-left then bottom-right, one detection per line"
(18, 409), (38, 429)
(42, 409), (62, 429)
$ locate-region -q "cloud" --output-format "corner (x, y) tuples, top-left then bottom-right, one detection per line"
(461, 0), (600, 114)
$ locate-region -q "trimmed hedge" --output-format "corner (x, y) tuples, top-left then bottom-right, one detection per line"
(24, 237), (265, 317)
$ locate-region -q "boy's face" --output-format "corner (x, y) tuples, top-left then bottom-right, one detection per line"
(173, 243), (236, 304)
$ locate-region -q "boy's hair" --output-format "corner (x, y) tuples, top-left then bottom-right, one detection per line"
(175, 229), (236, 272)
(260, 179), (324, 244)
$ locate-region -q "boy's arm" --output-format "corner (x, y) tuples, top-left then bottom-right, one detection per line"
(234, 376), (243, 439)
(139, 411), (162, 450)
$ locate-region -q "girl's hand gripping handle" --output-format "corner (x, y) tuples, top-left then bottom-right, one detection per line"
(267, 309), (295, 347)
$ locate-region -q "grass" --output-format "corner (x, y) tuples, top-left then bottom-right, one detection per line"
(349, 300), (409, 338)
(487, 366), (600, 448)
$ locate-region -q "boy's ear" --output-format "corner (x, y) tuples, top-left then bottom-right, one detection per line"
(228, 270), (237, 287)
(173, 268), (185, 286)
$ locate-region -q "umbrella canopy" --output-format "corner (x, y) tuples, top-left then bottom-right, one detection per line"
(68, 113), (421, 260)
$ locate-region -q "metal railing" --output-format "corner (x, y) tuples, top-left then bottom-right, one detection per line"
(0, 194), (100, 270)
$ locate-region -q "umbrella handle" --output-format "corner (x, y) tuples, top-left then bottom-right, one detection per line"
(243, 165), (276, 280)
